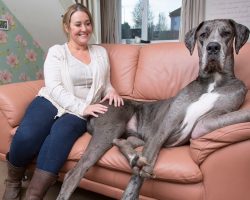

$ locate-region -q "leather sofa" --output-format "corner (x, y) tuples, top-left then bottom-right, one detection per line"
(0, 43), (250, 200)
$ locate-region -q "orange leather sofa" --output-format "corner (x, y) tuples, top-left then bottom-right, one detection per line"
(0, 43), (250, 200)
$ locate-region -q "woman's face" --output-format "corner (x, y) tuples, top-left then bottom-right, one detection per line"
(67, 10), (93, 46)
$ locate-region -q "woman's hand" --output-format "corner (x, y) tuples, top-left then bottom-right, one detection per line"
(83, 104), (108, 117)
(101, 90), (124, 107)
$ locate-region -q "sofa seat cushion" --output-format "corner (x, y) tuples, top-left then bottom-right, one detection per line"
(67, 133), (203, 184)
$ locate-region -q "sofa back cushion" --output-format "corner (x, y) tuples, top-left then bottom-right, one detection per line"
(102, 44), (141, 97)
(235, 43), (250, 90)
(132, 43), (199, 100)
(104, 42), (250, 101)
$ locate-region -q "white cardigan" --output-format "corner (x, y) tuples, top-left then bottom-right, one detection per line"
(38, 44), (113, 119)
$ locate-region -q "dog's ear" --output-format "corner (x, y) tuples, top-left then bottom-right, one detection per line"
(229, 19), (250, 54)
(184, 22), (204, 55)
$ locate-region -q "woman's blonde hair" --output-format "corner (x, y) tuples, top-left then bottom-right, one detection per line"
(62, 3), (93, 36)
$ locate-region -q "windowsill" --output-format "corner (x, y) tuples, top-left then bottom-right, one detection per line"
(121, 39), (180, 45)
(150, 39), (180, 43)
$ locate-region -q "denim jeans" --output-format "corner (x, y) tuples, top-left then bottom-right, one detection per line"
(9, 96), (87, 175)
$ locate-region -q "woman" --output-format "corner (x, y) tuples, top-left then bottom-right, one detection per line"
(3, 3), (123, 200)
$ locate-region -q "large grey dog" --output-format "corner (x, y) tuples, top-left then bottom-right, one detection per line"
(56, 19), (250, 200)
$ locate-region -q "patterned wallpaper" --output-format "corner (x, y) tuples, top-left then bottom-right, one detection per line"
(0, 0), (44, 85)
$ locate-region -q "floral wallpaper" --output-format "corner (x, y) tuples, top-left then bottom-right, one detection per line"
(0, 0), (44, 85)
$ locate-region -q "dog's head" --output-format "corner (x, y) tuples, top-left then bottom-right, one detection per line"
(185, 19), (249, 74)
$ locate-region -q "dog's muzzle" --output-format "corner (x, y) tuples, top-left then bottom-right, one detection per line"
(205, 42), (222, 73)
(207, 42), (221, 55)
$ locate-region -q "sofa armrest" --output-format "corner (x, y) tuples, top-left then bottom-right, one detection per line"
(190, 122), (250, 165)
(0, 80), (44, 127)
(190, 92), (250, 165)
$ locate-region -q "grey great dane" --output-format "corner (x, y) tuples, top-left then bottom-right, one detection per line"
(56, 19), (250, 200)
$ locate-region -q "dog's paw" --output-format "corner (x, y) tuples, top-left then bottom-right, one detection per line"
(139, 165), (156, 179)
(132, 166), (140, 175)
(136, 156), (149, 167)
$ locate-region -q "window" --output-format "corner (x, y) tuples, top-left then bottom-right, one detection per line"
(121, 0), (182, 43)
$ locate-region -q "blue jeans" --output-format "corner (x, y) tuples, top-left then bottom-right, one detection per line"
(8, 96), (87, 175)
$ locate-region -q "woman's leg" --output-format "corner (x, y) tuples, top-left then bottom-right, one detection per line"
(36, 113), (87, 174)
(25, 114), (87, 199)
(2, 161), (26, 200)
(4, 96), (57, 200)
(8, 96), (57, 168)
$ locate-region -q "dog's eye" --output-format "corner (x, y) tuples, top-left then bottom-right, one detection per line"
(199, 33), (207, 39)
(221, 31), (231, 37)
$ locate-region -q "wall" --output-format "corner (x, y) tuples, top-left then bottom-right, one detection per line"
(2, 0), (101, 52)
(2, 0), (67, 52)
(205, 0), (250, 32)
(0, 0), (44, 84)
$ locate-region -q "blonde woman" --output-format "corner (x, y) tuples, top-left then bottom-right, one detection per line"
(3, 4), (123, 200)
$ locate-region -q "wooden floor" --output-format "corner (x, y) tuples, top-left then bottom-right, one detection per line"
(0, 160), (114, 200)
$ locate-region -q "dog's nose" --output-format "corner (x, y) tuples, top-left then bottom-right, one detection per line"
(206, 42), (221, 55)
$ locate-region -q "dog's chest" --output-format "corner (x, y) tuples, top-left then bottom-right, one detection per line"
(171, 81), (221, 146)
(182, 89), (219, 131)
(125, 79), (222, 142)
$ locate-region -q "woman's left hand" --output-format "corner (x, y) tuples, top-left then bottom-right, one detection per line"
(101, 90), (124, 107)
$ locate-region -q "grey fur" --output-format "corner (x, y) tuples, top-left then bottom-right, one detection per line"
(56, 19), (250, 200)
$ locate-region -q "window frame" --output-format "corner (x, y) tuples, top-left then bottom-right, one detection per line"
(121, 0), (182, 43)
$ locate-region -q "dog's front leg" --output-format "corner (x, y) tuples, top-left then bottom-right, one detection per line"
(120, 132), (167, 200)
(192, 109), (250, 139)
(138, 131), (167, 178)
(56, 138), (113, 200)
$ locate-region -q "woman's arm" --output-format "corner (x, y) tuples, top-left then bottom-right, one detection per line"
(101, 48), (124, 107)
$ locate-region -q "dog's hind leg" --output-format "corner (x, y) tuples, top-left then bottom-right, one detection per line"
(56, 125), (125, 200)
(56, 101), (136, 200)
(121, 174), (145, 200)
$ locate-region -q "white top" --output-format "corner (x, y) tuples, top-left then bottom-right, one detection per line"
(65, 44), (93, 99)
(38, 43), (114, 119)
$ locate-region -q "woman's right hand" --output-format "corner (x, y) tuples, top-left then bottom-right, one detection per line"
(83, 104), (108, 117)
